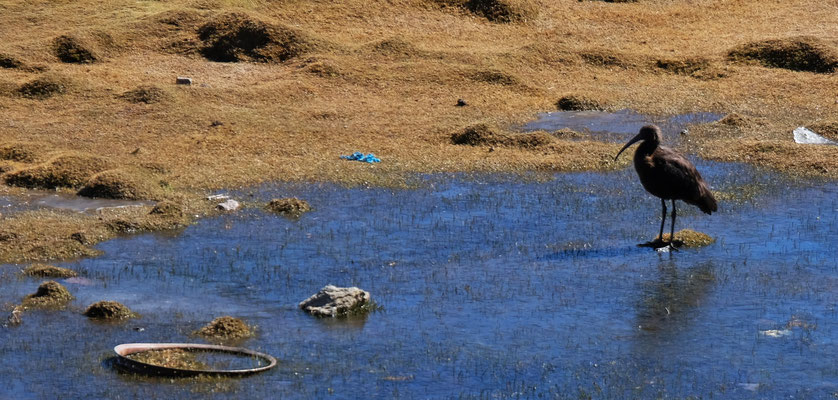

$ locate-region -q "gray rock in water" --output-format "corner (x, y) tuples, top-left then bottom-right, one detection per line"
(5, 307), (22, 327)
(216, 199), (240, 211)
(299, 285), (371, 317)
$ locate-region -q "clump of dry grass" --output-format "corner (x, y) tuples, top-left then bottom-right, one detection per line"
(120, 85), (168, 104)
(266, 197), (311, 217)
(808, 121), (838, 142)
(467, 68), (524, 87)
(0, 210), (110, 263)
(579, 49), (639, 69)
(22, 263), (78, 278)
(125, 349), (210, 370)
(0, 143), (43, 163)
(359, 37), (426, 60)
(52, 35), (98, 63)
(17, 76), (67, 99)
(21, 281), (73, 308)
(659, 229), (715, 248)
(0, 53), (24, 69)
(728, 36), (838, 73)
(655, 57), (726, 80)
(451, 123), (554, 148)
(84, 300), (137, 320)
(465, 0), (538, 23)
(195, 316), (253, 340)
(4, 153), (111, 190)
(77, 169), (163, 200)
(556, 95), (604, 111)
(717, 113), (762, 128)
(149, 200), (185, 218)
(198, 12), (321, 62)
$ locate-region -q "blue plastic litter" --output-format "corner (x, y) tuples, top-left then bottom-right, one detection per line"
(340, 152), (381, 163)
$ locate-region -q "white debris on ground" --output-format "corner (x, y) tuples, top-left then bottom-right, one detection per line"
(793, 127), (838, 145)
(299, 285), (371, 317)
(760, 329), (791, 338)
(216, 199), (240, 211)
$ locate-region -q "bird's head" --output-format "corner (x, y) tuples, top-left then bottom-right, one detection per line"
(615, 125), (662, 161)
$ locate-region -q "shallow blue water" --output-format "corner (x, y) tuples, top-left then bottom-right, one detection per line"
(520, 110), (721, 143)
(1, 161), (837, 399)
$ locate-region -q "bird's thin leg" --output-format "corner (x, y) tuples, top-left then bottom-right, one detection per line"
(669, 199), (677, 247)
(658, 198), (667, 243)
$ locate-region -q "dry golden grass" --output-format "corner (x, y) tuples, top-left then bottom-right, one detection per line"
(0, 0), (837, 262)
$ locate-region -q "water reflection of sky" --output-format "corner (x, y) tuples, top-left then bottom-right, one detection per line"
(2, 160), (837, 399)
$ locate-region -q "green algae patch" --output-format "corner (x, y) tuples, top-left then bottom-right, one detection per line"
(22, 263), (78, 278)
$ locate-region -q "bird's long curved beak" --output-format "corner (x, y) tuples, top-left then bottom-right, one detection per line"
(614, 133), (642, 161)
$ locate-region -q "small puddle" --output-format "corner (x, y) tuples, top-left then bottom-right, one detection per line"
(0, 191), (153, 215)
(520, 109), (721, 142)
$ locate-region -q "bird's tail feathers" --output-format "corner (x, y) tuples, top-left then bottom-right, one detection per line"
(696, 182), (718, 214)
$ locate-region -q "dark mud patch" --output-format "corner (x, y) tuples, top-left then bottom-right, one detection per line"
(120, 85), (168, 104)
(77, 169), (163, 200)
(452, 123), (554, 148)
(728, 36), (838, 73)
(21, 281), (73, 308)
(52, 35), (98, 63)
(198, 13), (321, 63)
(195, 316), (253, 340)
(22, 263), (78, 278)
(4, 154), (111, 190)
(84, 300), (137, 320)
(266, 197), (311, 217)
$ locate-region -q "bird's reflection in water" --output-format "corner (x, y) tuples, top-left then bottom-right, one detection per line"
(635, 261), (716, 333)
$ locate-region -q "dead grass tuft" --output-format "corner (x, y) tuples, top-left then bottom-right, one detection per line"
(0, 53), (24, 69)
(266, 197), (311, 217)
(465, 0), (538, 23)
(556, 95), (604, 111)
(655, 57), (726, 80)
(659, 229), (715, 248)
(808, 121), (838, 142)
(0, 143), (43, 163)
(18, 76), (67, 99)
(77, 169), (163, 200)
(451, 123), (554, 148)
(21, 281), (73, 308)
(196, 316), (253, 340)
(150, 200), (184, 218)
(360, 37), (426, 59)
(467, 68), (523, 86)
(84, 300), (137, 320)
(22, 263), (78, 278)
(717, 113), (759, 128)
(198, 12), (321, 62)
(728, 36), (838, 73)
(120, 85), (168, 104)
(4, 153), (111, 190)
(52, 35), (98, 63)
(579, 49), (638, 69)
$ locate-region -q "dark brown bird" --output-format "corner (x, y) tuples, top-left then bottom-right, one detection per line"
(615, 125), (717, 248)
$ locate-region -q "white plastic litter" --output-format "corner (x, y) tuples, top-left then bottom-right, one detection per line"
(793, 127), (837, 145)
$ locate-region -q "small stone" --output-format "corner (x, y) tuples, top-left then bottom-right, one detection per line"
(456, 98), (468, 107)
(176, 76), (192, 85)
(210, 120), (223, 127)
(217, 199), (240, 211)
(5, 307), (22, 327)
(680, 129), (689, 135)
(299, 285), (372, 317)
(206, 194), (230, 201)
